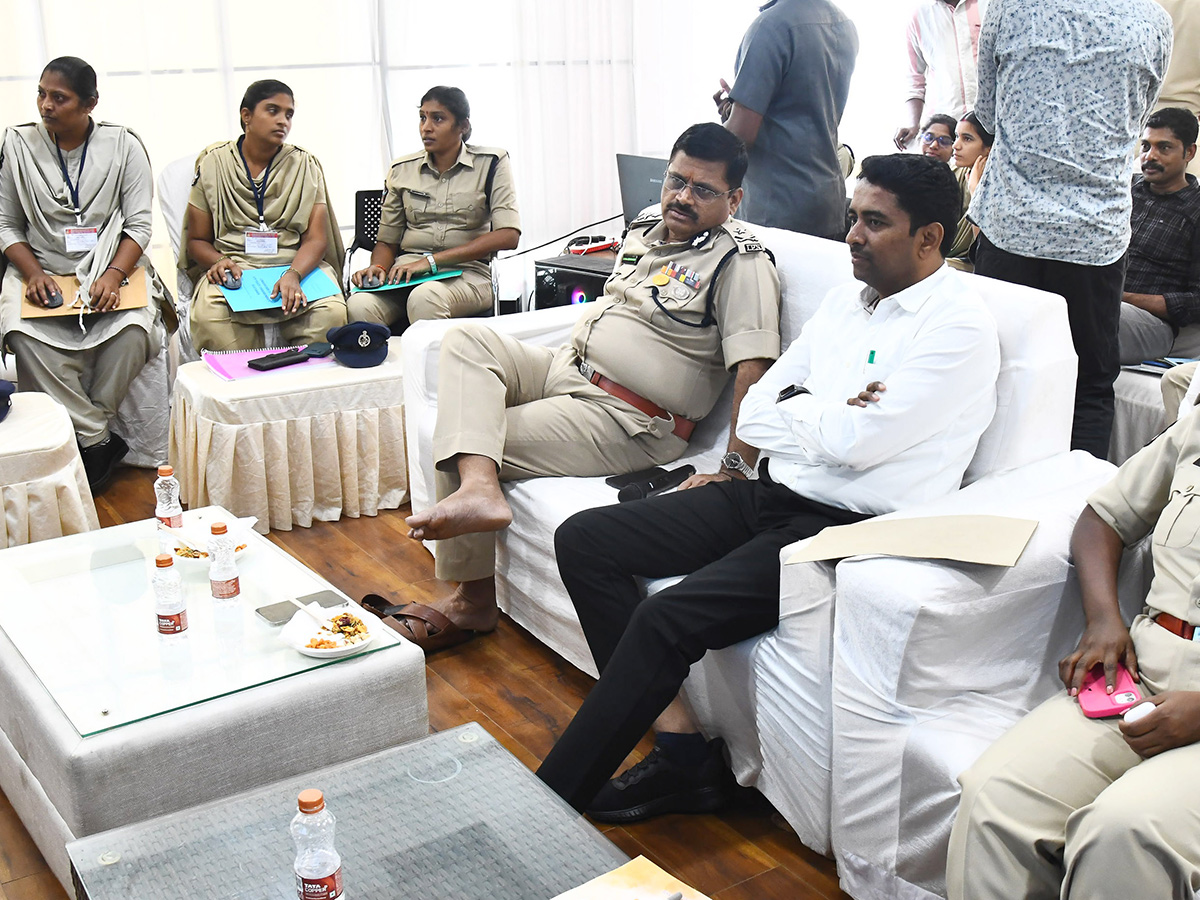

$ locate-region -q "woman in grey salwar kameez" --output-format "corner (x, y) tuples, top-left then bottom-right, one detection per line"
(0, 56), (173, 493)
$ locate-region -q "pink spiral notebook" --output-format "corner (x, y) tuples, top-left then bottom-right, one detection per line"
(201, 347), (337, 381)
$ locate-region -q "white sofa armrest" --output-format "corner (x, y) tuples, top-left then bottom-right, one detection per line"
(826, 450), (1152, 899)
(401, 305), (584, 514)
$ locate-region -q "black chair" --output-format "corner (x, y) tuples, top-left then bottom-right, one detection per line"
(343, 189), (384, 292)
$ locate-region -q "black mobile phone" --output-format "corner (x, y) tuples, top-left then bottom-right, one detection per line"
(304, 341), (333, 358)
(247, 348), (309, 371)
(255, 590), (346, 626)
(605, 466), (668, 490)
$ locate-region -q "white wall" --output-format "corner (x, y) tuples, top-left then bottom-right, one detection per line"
(0, 0), (914, 303)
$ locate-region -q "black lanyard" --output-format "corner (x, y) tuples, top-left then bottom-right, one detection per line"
(54, 124), (92, 224)
(237, 136), (279, 229)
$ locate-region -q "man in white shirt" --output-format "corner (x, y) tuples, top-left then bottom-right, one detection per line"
(894, 0), (988, 150)
(536, 153), (1001, 821)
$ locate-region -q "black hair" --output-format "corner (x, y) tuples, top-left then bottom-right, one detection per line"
(921, 113), (959, 139)
(1145, 107), (1199, 148)
(41, 56), (98, 102)
(858, 154), (961, 257)
(959, 110), (995, 148)
(421, 86), (472, 140)
(239, 80), (294, 132)
(669, 123), (749, 189)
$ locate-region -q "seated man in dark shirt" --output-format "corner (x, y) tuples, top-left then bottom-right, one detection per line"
(1117, 107), (1200, 364)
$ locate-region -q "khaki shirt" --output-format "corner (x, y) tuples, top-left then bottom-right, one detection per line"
(1089, 413), (1200, 623)
(570, 212), (781, 421)
(376, 143), (521, 279)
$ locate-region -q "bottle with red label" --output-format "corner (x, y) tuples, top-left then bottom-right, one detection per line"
(154, 465), (183, 528)
(208, 522), (240, 600)
(153, 554), (187, 640)
(291, 789), (343, 900)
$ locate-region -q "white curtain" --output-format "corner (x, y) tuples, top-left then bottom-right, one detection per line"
(2, 1), (907, 300)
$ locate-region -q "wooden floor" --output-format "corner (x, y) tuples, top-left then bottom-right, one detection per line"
(0, 467), (851, 900)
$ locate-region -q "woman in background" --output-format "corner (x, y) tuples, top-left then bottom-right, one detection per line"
(0, 56), (174, 492)
(350, 86), (521, 329)
(918, 113), (958, 164)
(946, 111), (995, 270)
(183, 79), (346, 351)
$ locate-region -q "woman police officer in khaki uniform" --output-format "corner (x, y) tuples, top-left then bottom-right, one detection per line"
(350, 86), (521, 326)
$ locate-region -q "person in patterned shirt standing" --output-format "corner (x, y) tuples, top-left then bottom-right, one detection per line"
(969, 0), (1172, 458)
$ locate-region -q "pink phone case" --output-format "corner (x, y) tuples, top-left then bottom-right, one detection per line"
(1079, 664), (1142, 718)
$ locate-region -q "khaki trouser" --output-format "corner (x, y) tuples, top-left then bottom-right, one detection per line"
(431, 323), (687, 582)
(1162, 361), (1198, 425)
(8, 325), (153, 447)
(347, 265), (494, 326)
(947, 615), (1200, 899)
(189, 281), (347, 352)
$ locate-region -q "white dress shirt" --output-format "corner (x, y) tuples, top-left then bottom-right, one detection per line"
(737, 265), (1000, 515)
(905, 0), (987, 121)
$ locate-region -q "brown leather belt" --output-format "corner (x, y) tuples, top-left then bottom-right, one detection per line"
(1154, 612), (1198, 641)
(577, 360), (695, 441)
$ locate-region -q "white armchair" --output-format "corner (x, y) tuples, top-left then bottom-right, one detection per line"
(402, 226), (1104, 898)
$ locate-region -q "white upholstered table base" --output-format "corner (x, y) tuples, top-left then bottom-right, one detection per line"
(169, 339), (408, 532)
(0, 392), (98, 548)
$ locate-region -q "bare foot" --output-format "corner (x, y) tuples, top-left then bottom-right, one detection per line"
(406, 484), (512, 541)
(413, 578), (500, 633)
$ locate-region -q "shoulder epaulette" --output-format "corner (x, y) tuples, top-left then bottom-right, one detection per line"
(723, 220), (768, 254)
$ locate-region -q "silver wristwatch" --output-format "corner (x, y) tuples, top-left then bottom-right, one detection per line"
(721, 451), (755, 480)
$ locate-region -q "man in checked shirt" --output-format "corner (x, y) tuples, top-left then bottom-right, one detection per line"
(1118, 107), (1200, 366)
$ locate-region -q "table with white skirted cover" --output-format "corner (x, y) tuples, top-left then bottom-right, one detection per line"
(0, 392), (99, 547)
(168, 338), (407, 533)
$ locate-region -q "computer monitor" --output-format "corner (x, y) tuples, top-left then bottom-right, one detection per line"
(616, 153), (669, 225)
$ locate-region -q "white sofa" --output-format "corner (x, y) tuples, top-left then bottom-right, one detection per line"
(402, 227), (1145, 898)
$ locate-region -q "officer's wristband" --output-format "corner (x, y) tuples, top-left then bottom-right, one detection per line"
(425, 253), (438, 275)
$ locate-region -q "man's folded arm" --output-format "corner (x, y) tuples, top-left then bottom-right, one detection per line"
(748, 315), (999, 471)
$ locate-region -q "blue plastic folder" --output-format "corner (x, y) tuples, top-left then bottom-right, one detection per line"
(351, 269), (463, 292)
(219, 266), (342, 312)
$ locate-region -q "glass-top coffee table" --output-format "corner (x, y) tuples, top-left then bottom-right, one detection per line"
(0, 507), (401, 736)
(69, 723), (627, 900)
(0, 507), (429, 893)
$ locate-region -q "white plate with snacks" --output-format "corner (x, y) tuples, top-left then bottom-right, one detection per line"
(164, 512), (256, 565)
(280, 603), (375, 658)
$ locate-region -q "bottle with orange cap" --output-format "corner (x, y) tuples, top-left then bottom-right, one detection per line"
(154, 465), (183, 528)
(153, 553), (187, 641)
(290, 788), (343, 899)
(208, 522), (240, 600)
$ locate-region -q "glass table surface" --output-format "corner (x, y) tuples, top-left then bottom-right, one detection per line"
(68, 723), (628, 900)
(0, 507), (401, 736)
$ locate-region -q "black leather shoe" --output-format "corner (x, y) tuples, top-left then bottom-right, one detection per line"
(585, 737), (732, 824)
(81, 432), (129, 494)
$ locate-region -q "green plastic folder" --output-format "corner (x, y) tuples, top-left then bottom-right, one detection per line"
(219, 266), (342, 312)
(351, 269), (463, 292)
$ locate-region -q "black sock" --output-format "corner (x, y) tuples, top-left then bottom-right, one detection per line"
(655, 731), (709, 767)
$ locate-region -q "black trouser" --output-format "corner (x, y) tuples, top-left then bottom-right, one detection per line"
(974, 232), (1127, 459)
(535, 467), (869, 812)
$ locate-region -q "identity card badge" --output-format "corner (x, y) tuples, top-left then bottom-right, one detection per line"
(245, 230), (280, 255)
(64, 227), (99, 253)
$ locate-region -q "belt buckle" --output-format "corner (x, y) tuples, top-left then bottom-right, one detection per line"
(578, 360), (595, 381)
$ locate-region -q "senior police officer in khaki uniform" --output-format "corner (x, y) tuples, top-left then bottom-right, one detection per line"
(387, 123), (780, 653)
(351, 86), (520, 325)
(947, 414), (1200, 899)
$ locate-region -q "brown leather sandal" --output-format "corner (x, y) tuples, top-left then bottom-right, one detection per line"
(377, 602), (477, 653)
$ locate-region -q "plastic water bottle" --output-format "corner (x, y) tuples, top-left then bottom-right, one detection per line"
(291, 789), (343, 900)
(153, 553), (187, 640)
(154, 465), (183, 528)
(208, 522), (240, 600)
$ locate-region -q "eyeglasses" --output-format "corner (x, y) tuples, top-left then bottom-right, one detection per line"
(663, 171), (734, 204)
(920, 132), (955, 149)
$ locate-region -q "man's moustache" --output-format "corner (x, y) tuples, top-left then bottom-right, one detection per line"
(666, 203), (697, 220)
(1143, 164), (1164, 172)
